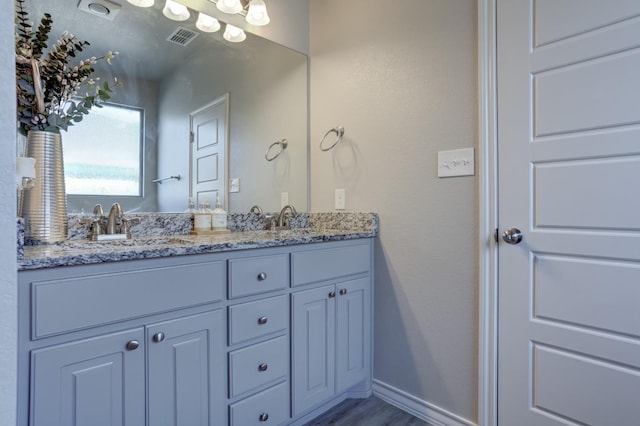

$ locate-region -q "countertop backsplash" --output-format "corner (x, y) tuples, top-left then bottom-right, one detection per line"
(17, 217), (25, 258)
(20, 211), (378, 250)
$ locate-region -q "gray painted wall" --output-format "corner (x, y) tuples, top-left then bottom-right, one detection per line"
(309, 0), (478, 422)
(0, 0), (18, 421)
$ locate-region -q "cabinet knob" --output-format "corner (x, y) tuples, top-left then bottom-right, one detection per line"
(328, 290), (336, 298)
(258, 363), (268, 372)
(257, 272), (268, 281)
(152, 332), (165, 343)
(339, 288), (347, 295)
(259, 413), (269, 422)
(125, 340), (140, 351)
(258, 316), (268, 325)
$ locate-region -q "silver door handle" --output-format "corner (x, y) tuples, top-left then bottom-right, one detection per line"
(502, 228), (523, 244)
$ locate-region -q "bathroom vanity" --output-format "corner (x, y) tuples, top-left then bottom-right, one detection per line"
(16, 215), (376, 426)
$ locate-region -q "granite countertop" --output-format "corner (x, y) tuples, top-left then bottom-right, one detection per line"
(19, 212), (378, 271)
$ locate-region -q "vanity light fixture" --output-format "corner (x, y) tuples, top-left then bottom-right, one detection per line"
(216, 0), (242, 14)
(196, 12), (221, 32)
(246, 0), (269, 26)
(223, 23), (246, 42)
(126, 0), (154, 7)
(162, 0), (190, 21)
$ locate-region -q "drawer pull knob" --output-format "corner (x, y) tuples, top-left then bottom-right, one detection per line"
(328, 290), (336, 298)
(258, 363), (268, 372)
(152, 332), (165, 343)
(339, 288), (347, 295)
(258, 316), (268, 325)
(259, 413), (269, 422)
(257, 272), (268, 281)
(125, 340), (140, 351)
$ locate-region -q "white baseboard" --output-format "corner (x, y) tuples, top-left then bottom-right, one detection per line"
(373, 379), (477, 426)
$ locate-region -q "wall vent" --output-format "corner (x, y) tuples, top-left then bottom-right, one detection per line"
(166, 27), (199, 47)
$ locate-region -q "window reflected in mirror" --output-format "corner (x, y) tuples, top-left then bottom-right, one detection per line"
(63, 103), (143, 197)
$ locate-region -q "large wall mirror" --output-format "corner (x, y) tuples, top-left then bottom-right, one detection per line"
(26, 0), (308, 213)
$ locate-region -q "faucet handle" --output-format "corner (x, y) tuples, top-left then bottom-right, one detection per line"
(120, 217), (140, 238)
(89, 219), (103, 240)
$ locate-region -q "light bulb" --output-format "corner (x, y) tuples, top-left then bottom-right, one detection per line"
(127, 0), (154, 7)
(196, 13), (221, 32)
(246, 0), (270, 26)
(216, 0), (242, 14)
(223, 24), (246, 42)
(162, 0), (190, 21)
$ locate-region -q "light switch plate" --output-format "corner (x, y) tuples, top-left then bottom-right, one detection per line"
(335, 188), (346, 210)
(229, 178), (240, 193)
(437, 148), (475, 177)
(280, 192), (289, 208)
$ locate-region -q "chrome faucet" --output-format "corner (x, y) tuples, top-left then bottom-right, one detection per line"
(277, 204), (297, 228)
(106, 202), (123, 234)
(249, 205), (263, 214)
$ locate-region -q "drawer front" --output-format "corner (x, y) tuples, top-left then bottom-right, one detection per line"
(229, 335), (289, 397)
(229, 254), (289, 298)
(292, 243), (370, 287)
(229, 381), (289, 426)
(31, 261), (226, 339)
(229, 295), (288, 345)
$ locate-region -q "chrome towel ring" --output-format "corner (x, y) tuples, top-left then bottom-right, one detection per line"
(319, 126), (344, 151)
(265, 139), (288, 161)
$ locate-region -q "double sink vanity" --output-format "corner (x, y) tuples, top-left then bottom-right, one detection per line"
(17, 212), (377, 426)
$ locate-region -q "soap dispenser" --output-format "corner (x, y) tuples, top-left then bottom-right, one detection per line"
(193, 201), (212, 231)
(212, 193), (228, 232)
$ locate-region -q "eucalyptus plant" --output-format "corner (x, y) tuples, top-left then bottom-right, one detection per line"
(15, 0), (121, 135)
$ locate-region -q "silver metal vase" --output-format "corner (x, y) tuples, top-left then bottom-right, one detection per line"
(22, 130), (68, 244)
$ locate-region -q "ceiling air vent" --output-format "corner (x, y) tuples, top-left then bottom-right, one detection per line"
(167, 27), (199, 47)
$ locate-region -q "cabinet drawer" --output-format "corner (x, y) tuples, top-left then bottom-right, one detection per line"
(31, 261), (226, 339)
(229, 381), (289, 426)
(229, 295), (288, 345)
(292, 243), (370, 287)
(229, 335), (289, 397)
(229, 254), (289, 298)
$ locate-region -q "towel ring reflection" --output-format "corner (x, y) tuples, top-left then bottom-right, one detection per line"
(319, 126), (344, 151)
(265, 139), (288, 161)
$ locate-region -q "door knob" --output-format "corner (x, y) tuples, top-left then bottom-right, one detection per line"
(125, 340), (140, 351)
(502, 228), (523, 244)
(152, 332), (165, 343)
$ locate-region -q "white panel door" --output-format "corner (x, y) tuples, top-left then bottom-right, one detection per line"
(497, 1), (640, 425)
(190, 94), (228, 209)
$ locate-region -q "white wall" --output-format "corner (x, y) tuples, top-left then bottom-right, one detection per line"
(0, 0), (18, 421)
(310, 0), (478, 423)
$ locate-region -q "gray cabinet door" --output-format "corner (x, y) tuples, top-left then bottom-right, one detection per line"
(30, 328), (145, 426)
(335, 277), (370, 393)
(291, 284), (336, 416)
(147, 310), (225, 426)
